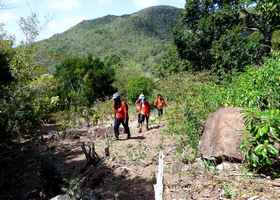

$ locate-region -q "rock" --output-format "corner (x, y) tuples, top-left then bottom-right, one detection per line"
(216, 162), (240, 172)
(50, 194), (71, 200)
(199, 107), (245, 161)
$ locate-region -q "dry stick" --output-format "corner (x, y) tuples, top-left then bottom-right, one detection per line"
(104, 125), (111, 157)
(154, 151), (165, 200)
(81, 142), (100, 167)
(81, 142), (91, 163)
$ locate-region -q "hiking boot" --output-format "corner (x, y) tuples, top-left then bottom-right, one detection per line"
(127, 133), (131, 140)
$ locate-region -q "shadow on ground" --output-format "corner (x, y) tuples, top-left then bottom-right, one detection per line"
(0, 138), (155, 200)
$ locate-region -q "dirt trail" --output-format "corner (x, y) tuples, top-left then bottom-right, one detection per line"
(49, 117), (280, 200)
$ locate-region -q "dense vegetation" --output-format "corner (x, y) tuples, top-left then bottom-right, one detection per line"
(158, 55), (280, 169)
(55, 56), (115, 107)
(158, 0), (280, 170)
(173, 0), (279, 77)
(35, 6), (182, 72)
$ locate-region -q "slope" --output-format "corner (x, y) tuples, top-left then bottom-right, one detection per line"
(35, 6), (182, 70)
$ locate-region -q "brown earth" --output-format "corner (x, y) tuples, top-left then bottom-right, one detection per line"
(46, 117), (280, 200)
(2, 115), (279, 199)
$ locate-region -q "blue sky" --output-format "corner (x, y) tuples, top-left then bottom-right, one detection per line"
(0, 0), (185, 42)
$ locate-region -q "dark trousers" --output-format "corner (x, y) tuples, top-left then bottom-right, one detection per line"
(114, 118), (130, 138)
(138, 114), (149, 129)
(157, 108), (163, 117)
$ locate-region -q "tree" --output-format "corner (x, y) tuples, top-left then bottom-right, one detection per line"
(126, 76), (154, 102)
(174, 0), (242, 70)
(154, 45), (189, 77)
(55, 56), (115, 107)
(18, 13), (40, 44)
(0, 40), (13, 86)
(174, 0), (279, 75)
(241, 0), (280, 55)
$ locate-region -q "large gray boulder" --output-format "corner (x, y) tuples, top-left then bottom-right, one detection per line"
(199, 107), (245, 161)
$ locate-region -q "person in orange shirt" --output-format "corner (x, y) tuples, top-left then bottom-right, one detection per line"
(113, 92), (130, 140)
(137, 94), (151, 133)
(154, 94), (167, 117)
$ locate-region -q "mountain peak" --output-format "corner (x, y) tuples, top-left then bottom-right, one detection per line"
(35, 6), (182, 68)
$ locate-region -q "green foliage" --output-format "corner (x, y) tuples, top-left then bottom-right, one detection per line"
(174, 0), (242, 71)
(153, 45), (190, 77)
(35, 6), (182, 71)
(223, 183), (237, 199)
(273, 30), (280, 50)
(242, 0), (280, 55)
(160, 54), (280, 169)
(224, 56), (280, 109)
(55, 56), (115, 107)
(126, 76), (154, 102)
(242, 109), (280, 170)
(0, 40), (13, 87)
(211, 27), (262, 76)
(174, 0), (280, 77)
(157, 72), (223, 162)
(0, 45), (58, 141)
(113, 63), (145, 97)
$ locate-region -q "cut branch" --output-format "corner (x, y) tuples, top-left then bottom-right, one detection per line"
(81, 142), (100, 172)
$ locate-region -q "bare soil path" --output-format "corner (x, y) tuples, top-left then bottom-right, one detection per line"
(48, 117), (280, 200)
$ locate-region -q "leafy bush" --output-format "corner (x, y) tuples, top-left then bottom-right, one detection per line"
(159, 54), (280, 168)
(156, 72), (223, 162)
(224, 56), (280, 109)
(153, 45), (190, 77)
(0, 40), (13, 87)
(242, 109), (280, 171)
(211, 27), (262, 77)
(55, 56), (115, 107)
(126, 76), (154, 102)
(0, 43), (58, 142)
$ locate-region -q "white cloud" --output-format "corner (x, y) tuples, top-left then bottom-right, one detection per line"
(48, 0), (81, 11)
(132, 0), (160, 8)
(97, 0), (113, 6)
(0, 11), (17, 23)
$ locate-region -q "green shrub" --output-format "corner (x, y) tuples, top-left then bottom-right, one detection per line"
(153, 45), (190, 78)
(224, 56), (280, 109)
(126, 76), (154, 102)
(55, 56), (115, 107)
(211, 27), (262, 77)
(157, 72), (223, 162)
(0, 45), (51, 141)
(242, 109), (280, 171)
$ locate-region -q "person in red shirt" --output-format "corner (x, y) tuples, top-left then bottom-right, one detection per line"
(154, 94), (167, 117)
(135, 95), (142, 128)
(113, 92), (130, 139)
(137, 94), (151, 133)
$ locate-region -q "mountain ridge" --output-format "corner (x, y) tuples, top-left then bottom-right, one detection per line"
(35, 5), (183, 70)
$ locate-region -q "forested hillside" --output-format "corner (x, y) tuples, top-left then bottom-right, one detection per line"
(35, 6), (182, 70)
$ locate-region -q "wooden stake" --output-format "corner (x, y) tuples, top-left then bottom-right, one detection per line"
(154, 151), (164, 200)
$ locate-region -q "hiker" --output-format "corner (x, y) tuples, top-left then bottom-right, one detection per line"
(112, 92), (130, 139)
(154, 94), (167, 117)
(137, 94), (151, 133)
(135, 95), (142, 128)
